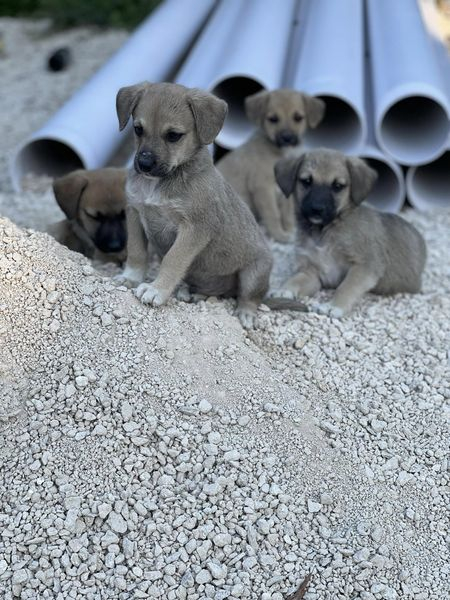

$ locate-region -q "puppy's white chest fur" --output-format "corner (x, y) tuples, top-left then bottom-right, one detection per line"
(299, 236), (348, 288)
(126, 175), (163, 207)
(126, 173), (184, 219)
(281, 145), (303, 159)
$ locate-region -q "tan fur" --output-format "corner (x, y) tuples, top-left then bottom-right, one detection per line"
(275, 148), (427, 317)
(50, 167), (127, 262)
(216, 89), (325, 243)
(114, 82), (307, 327)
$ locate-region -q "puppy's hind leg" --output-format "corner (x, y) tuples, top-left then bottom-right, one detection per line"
(235, 257), (272, 329)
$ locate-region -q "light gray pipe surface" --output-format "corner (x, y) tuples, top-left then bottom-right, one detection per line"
(177, 0), (297, 149)
(291, 0), (366, 153)
(10, 0), (216, 190)
(367, 0), (450, 166)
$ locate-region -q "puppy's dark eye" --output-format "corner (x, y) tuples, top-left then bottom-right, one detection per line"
(293, 112), (304, 122)
(332, 180), (346, 192)
(166, 131), (184, 143)
(134, 124), (143, 137)
(300, 175), (313, 187)
(267, 115), (279, 123)
(119, 210), (126, 220)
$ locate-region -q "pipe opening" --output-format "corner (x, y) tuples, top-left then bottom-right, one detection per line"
(15, 139), (84, 186)
(379, 96), (449, 164)
(304, 95), (364, 152)
(212, 77), (264, 148)
(362, 157), (404, 213)
(408, 151), (450, 209)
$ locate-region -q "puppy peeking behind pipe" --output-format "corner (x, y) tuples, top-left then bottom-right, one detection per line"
(216, 89), (325, 243)
(275, 148), (427, 317)
(114, 81), (307, 328)
(50, 168), (127, 262)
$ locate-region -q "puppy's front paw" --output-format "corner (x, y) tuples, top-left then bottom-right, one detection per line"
(135, 283), (170, 306)
(235, 308), (256, 329)
(175, 282), (192, 303)
(269, 288), (296, 300)
(312, 302), (345, 318)
(114, 268), (144, 289)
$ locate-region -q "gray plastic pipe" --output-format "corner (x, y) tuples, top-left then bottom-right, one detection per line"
(176, 0), (297, 149)
(406, 144), (450, 210)
(406, 150), (450, 210)
(359, 144), (405, 213)
(10, 0), (216, 191)
(290, 0), (366, 153)
(358, 46), (405, 214)
(405, 2), (450, 210)
(367, 0), (450, 166)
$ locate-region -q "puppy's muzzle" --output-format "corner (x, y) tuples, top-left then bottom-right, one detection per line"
(300, 186), (337, 227)
(135, 150), (169, 178)
(136, 150), (157, 174)
(94, 218), (127, 254)
(276, 130), (299, 147)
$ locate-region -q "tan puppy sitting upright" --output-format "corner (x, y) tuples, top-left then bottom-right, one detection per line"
(275, 148), (427, 317)
(217, 89), (325, 243)
(114, 82), (306, 327)
(50, 167), (127, 262)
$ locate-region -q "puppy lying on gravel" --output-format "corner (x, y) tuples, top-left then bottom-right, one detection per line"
(50, 167), (127, 262)
(115, 82), (307, 327)
(217, 89), (325, 243)
(275, 148), (427, 317)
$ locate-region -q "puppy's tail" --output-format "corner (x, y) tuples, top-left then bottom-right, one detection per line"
(263, 297), (308, 312)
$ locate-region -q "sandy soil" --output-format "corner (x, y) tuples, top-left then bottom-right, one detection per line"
(0, 17), (449, 600)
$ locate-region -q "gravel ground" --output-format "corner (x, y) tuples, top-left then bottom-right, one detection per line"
(0, 18), (449, 600)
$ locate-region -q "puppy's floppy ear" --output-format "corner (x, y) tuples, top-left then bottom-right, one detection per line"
(245, 90), (271, 125)
(303, 94), (326, 129)
(116, 82), (148, 131)
(187, 89), (228, 145)
(53, 170), (88, 220)
(347, 156), (378, 204)
(274, 157), (303, 198)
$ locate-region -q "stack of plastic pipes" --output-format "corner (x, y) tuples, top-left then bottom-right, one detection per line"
(11, 0), (450, 212)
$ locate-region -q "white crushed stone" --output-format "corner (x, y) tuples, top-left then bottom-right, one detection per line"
(0, 16), (449, 600)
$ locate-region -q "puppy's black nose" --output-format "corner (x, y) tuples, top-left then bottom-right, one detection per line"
(99, 236), (125, 253)
(276, 130), (299, 147)
(137, 151), (157, 173)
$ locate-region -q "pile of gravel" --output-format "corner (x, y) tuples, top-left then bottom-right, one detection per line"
(1, 215), (447, 600)
(0, 17), (449, 600)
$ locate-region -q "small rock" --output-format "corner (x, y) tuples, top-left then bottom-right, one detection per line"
(107, 512), (127, 534)
(199, 399), (212, 413)
(195, 569), (211, 584)
(307, 500), (322, 513)
(213, 533), (231, 547)
(207, 561), (227, 579)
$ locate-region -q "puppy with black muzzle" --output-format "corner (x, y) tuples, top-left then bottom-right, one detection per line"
(114, 82), (307, 327)
(50, 167), (127, 262)
(217, 89), (325, 243)
(274, 148), (427, 317)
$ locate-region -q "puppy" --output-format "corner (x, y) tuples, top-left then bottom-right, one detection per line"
(216, 89), (325, 243)
(50, 167), (127, 261)
(115, 82), (307, 327)
(275, 148), (427, 317)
